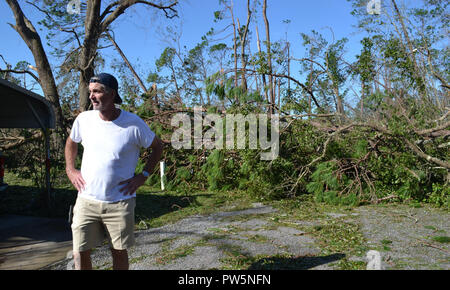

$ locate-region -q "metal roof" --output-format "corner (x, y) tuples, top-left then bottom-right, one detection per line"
(0, 77), (55, 129)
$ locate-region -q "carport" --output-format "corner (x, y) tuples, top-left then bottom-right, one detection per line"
(0, 77), (55, 209)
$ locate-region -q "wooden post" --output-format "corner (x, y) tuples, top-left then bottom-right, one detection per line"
(43, 128), (52, 210)
(0, 151), (7, 191)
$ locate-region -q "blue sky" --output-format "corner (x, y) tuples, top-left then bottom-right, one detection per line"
(0, 0), (367, 93)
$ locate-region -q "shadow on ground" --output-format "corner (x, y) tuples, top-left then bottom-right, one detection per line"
(248, 253), (346, 270)
(0, 214), (73, 270)
(135, 191), (212, 221)
(0, 185), (78, 218)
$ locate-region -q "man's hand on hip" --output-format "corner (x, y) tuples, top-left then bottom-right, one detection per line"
(119, 174), (147, 196)
(66, 168), (86, 192)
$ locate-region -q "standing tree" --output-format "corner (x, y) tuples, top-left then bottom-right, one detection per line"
(76, 0), (178, 111)
(8, 0), (178, 113)
(237, 0), (252, 91)
(6, 0), (66, 145)
(262, 0), (274, 113)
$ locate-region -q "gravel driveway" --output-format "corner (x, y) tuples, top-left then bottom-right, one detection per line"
(47, 202), (449, 270)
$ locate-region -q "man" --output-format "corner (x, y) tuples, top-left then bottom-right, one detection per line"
(65, 73), (163, 270)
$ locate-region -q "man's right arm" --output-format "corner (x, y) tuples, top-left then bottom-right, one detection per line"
(65, 137), (85, 192)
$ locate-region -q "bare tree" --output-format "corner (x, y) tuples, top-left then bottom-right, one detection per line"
(237, 0), (252, 91)
(262, 0), (274, 113)
(255, 25), (268, 104)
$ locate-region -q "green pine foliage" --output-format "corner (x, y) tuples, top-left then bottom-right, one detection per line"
(306, 161), (357, 206)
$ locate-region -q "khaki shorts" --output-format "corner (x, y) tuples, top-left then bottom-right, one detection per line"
(71, 197), (136, 252)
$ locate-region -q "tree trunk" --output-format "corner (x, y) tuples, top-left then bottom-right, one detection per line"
(256, 25), (268, 105)
(391, 0), (425, 95)
(287, 41), (291, 97)
(361, 82), (365, 116)
(334, 86), (344, 117)
(308, 49), (313, 115)
(6, 0), (66, 140)
(226, 2), (239, 91)
(6, 0), (67, 210)
(263, 0), (274, 114)
(238, 0), (251, 91)
(79, 0), (102, 112)
(277, 78), (281, 110)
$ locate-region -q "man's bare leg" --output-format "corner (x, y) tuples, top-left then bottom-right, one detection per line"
(73, 250), (92, 270)
(111, 248), (129, 270)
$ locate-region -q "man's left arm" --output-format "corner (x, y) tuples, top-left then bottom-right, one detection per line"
(119, 136), (164, 196)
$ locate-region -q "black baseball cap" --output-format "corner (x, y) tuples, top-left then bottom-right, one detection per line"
(89, 73), (122, 104)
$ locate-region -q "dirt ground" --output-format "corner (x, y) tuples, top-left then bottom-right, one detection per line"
(0, 215), (72, 270)
(355, 204), (449, 269)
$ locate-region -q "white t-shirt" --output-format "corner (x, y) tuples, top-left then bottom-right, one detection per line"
(70, 110), (155, 202)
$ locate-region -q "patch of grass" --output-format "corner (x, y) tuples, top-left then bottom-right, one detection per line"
(154, 239), (196, 265)
(218, 243), (256, 270)
(155, 245), (195, 265)
(409, 201), (422, 208)
(313, 220), (367, 253)
(2, 172), (34, 186)
(244, 234), (268, 243)
(129, 254), (150, 265)
(431, 236), (450, 244)
(340, 259), (367, 270)
(268, 195), (327, 222)
(313, 225), (323, 231)
(207, 227), (229, 234)
(381, 239), (393, 251)
(305, 218), (368, 269)
(424, 225), (446, 234)
(424, 225), (437, 231)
